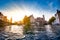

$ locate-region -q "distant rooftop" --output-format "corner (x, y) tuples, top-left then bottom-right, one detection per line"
(0, 12), (3, 16)
(57, 10), (60, 13)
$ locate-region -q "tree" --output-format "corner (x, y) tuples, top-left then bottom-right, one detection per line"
(23, 15), (31, 34)
(48, 16), (55, 24)
(0, 20), (5, 31)
(23, 15), (30, 25)
(0, 20), (5, 27)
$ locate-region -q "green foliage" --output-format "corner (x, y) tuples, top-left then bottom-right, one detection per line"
(0, 20), (5, 27)
(23, 15), (30, 25)
(48, 16), (55, 24)
(24, 24), (31, 34)
(23, 15), (31, 34)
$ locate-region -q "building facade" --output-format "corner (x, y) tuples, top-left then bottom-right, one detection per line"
(29, 15), (46, 32)
(29, 15), (46, 25)
(29, 15), (35, 23)
(52, 10), (60, 24)
(0, 12), (7, 22)
(0, 12), (3, 20)
(35, 17), (45, 25)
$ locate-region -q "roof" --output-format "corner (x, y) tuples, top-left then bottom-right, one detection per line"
(0, 12), (3, 16)
(57, 10), (60, 13)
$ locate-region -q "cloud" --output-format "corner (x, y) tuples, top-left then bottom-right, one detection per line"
(1, 3), (55, 22)
(48, 2), (53, 8)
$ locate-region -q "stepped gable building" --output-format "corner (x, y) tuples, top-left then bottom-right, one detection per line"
(29, 14), (46, 32)
(29, 14), (46, 25)
(52, 10), (60, 24)
(29, 15), (35, 23)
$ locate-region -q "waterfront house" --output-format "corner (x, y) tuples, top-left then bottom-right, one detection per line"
(29, 15), (46, 32)
(29, 15), (46, 25)
(29, 15), (35, 23)
(52, 10), (60, 25)
(0, 12), (7, 22)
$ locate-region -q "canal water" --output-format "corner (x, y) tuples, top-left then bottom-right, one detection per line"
(5, 25), (23, 35)
(5, 25), (55, 35)
(45, 25), (56, 38)
(4, 25), (25, 39)
(0, 25), (59, 40)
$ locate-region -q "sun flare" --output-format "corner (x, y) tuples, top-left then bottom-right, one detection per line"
(2, 5), (35, 23)
(3, 7), (33, 23)
(11, 13), (24, 23)
(2, 4), (54, 23)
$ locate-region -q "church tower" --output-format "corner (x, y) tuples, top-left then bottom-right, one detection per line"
(43, 15), (45, 20)
(10, 17), (12, 23)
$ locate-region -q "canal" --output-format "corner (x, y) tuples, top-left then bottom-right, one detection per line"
(0, 25), (60, 40)
(5, 25), (23, 35)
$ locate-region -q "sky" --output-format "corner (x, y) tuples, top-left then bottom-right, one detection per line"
(0, 0), (59, 22)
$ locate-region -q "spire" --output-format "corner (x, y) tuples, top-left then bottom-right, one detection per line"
(43, 15), (45, 20)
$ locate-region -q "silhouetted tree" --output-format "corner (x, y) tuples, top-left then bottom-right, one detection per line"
(0, 20), (5, 27)
(0, 20), (5, 31)
(48, 16), (55, 24)
(23, 15), (31, 34)
(23, 15), (30, 24)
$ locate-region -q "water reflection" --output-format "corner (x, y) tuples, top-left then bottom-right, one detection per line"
(45, 25), (53, 34)
(45, 25), (56, 37)
(3, 25), (60, 40)
(5, 25), (23, 35)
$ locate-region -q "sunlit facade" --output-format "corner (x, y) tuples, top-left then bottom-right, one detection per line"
(0, 12), (7, 22)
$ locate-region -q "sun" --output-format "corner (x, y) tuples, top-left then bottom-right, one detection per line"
(4, 7), (32, 23)
(7, 13), (24, 23)
(11, 13), (24, 23)
(5, 8), (26, 23)
(3, 5), (42, 23)
(2, 5), (38, 23)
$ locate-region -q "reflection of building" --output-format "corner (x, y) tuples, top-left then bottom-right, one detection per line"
(0, 12), (7, 22)
(52, 10), (60, 24)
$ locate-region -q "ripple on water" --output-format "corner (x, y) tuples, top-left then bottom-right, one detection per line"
(45, 25), (57, 38)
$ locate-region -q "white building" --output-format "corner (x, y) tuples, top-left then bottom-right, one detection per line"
(52, 10), (60, 24)
(29, 15), (35, 23)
